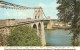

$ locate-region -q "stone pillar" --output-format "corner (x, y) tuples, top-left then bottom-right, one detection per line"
(41, 21), (46, 46)
(39, 9), (43, 19)
(36, 24), (39, 36)
(34, 9), (38, 19)
(47, 20), (53, 29)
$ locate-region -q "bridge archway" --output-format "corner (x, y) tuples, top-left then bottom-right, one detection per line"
(38, 23), (41, 29)
(38, 23), (41, 37)
(33, 24), (37, 29)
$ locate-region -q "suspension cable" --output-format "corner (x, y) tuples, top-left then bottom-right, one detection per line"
(41, 9), (47, 19)
(0, 1), (47, 19)
(0, 1), (41, 9)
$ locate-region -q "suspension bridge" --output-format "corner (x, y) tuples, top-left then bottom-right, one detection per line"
(0, 0), (53, 46)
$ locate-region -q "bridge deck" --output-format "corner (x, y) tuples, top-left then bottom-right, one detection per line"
(0, 19), (51, 29)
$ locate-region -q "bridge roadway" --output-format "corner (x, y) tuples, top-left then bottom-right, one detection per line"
(0, 19), (51, 27)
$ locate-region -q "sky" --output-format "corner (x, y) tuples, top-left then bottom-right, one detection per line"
(0, 0), (59, 19)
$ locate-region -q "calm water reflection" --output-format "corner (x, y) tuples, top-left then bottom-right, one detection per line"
(45, 29), (80, 46)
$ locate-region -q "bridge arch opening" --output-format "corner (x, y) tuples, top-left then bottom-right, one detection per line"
(38, 16), (39, 19)
(33, 24), (37, 29)
(35, 16), (37, 19)
(38, 23), (41, 29)
(38, 23), (41, 37)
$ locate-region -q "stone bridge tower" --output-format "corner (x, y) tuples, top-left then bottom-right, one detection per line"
(46, 16), (53, 29)
(34, 7), (43, 19)
(33, 7), (46, 46)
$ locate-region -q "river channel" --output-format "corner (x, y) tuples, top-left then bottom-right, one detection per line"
(45, 29), (80, 46)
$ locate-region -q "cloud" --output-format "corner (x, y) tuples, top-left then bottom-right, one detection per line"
(39, 3), (46, 8)
(39, 1), (59, 8)
(38, 2), (59, 19)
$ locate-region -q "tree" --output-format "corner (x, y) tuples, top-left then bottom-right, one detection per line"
(57, 0), (80, 46)
(0, 33), (4, 46)
(0, 33), (7, 46)
(7, 25), (41, 46)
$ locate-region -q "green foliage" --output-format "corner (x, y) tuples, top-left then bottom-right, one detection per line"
(57, 0), (80, 23)
(7, 25), (41, 46)
(0, 33), (7, 46)
(0, 33), (4, 46)
(57, 0), (80, 46)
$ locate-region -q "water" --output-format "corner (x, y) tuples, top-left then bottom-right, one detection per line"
(45, 29), (80, 46)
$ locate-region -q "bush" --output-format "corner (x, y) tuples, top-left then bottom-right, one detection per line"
(0, 33), (5, 46)
(7, 25), (41, 46)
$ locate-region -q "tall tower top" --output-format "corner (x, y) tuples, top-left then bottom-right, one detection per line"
(34, 8), (43, 20)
